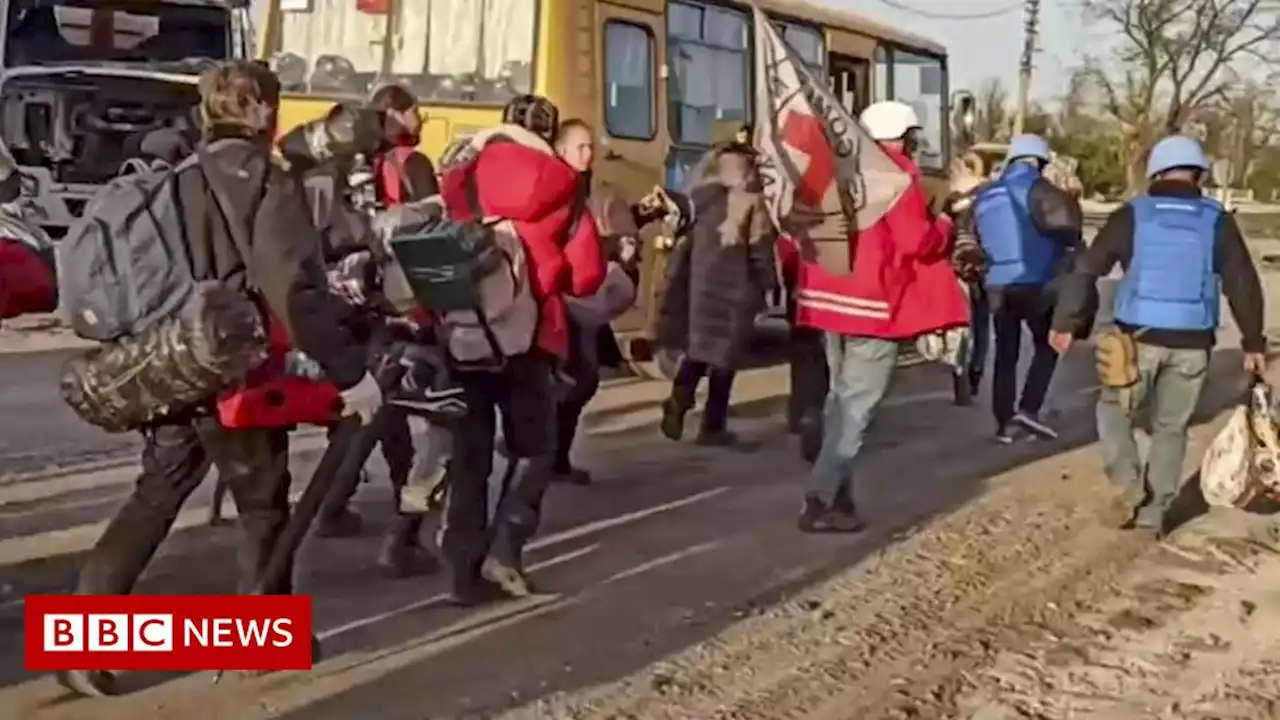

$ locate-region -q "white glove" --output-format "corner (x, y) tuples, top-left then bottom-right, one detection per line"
(339, 372), (383, 423)
(618, 236), (638, 264)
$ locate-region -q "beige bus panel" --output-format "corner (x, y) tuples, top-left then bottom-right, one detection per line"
(826, 27), (877, 61)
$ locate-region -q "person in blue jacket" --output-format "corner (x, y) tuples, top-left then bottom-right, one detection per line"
(971, 134), (1084, 443)
(1050, 135), (1266, 537)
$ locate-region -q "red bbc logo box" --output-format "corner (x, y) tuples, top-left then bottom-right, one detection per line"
(24, 595), (313, 672)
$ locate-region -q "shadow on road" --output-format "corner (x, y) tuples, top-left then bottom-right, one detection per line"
(0, 337), (1255, 718)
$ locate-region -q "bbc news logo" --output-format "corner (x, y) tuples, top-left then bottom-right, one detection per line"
(25, 595), (312, 672)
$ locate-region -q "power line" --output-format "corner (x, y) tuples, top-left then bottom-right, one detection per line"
(872, 0), (1026, 20)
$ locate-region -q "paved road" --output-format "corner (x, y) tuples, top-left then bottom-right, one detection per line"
(0, 349), (140, 481)
(0, 262), (1275, 717)
(0, 345), (1112, 719)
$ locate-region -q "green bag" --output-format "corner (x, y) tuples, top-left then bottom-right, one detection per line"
(389, 217), (504, 312)
(388, 216), (539, 369)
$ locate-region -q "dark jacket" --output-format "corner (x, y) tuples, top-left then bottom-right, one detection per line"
(656, 179), (776, 370)
(1052, 180), (1265, 353)
(176, 138), (367, 389)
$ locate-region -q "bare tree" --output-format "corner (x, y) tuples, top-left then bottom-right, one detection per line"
(974, 77), (1010, 142)
(1083, 0), (1280, 192)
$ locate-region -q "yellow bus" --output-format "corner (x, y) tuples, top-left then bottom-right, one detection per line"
(256, 0), (956, 332)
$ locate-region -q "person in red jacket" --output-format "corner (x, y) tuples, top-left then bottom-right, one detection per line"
(435, 95), (605, 604)
(793, 100), (969, 533)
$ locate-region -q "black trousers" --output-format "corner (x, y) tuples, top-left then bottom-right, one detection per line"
(440, 354), (556, 580)
(326, 404), (417, 517)
(670, 359), (735, 432)
(76, 417), (292, 595)
(967, 282), (991, 386)
(788, 325), (828, 428)
(990, 285), (1058, 428)
(555, 326), (601, 471)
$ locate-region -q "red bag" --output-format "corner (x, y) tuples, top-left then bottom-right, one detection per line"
(216, 314), (343, 429)
(0, 237), (56, 320)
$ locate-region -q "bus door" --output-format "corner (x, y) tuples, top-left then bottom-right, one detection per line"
(828, 53), (869, 117)
(594, 2), (666, 337)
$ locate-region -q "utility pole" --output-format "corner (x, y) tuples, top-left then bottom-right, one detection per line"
(1012, 0), (1041, 135)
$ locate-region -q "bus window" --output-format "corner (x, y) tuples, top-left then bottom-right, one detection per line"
(776, 21), (824, 78)
(890, 48), (945, 170)
(604, 21), (655, 140)
(667, 1), (748, 148)
(272, 0), (537, 102)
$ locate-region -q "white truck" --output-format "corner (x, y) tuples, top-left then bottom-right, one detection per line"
(0, 0), (253, 238)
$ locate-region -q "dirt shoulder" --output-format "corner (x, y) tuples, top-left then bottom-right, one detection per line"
(495, 372), (1280, 720)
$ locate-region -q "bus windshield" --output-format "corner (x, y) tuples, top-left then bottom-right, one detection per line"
(266, 0), (537, 103)
(5, 1), (231, 66)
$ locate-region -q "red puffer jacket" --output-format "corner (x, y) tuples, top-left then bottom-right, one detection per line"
(793, 145), (968, 340)
(439, 126), (605, 360)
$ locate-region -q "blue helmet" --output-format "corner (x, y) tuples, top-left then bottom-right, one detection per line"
(1005, 134), (1051, 163)
(1146, 136), (1209, 178)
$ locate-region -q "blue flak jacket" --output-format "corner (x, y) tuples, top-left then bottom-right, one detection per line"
(1114, 195), (1222, 332)
(973, 163), (1062, 287)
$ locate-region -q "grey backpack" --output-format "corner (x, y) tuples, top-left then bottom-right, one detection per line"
(58, 152), (206, 341)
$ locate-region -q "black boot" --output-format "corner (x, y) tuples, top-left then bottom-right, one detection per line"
(660, 397), (688, 441)
(446, 561), (504, 607)
(377, 515), (439, 578)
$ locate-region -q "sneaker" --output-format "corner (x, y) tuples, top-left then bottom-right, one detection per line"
(797, 496), (864, 533)
(385, 345), (468, 420)
(1012, 411), (1058, 440)
(994, 426), (1016, 445)
(660, 398), (687, 441)
(481, 556), (533, 598)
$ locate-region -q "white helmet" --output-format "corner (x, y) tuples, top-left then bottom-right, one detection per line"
(859, 100), (921, 141)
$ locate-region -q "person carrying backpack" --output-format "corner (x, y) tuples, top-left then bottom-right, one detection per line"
(415, 94), (604, 604)
(55, 61), (374, 698)
(282, 84), (452, 578)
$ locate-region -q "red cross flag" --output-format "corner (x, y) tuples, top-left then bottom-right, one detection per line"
(751, 4), (909, 262)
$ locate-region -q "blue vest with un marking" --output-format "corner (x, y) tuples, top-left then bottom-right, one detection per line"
(973, 162), (1061, 287)
(1115, 195), (1221, 331)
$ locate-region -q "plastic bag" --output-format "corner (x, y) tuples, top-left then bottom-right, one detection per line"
(1201, 381), (1280, 507)
(1200, 406), (1256, 508)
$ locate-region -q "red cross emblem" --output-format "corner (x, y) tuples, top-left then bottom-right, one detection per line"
(781, 111), (836, 208)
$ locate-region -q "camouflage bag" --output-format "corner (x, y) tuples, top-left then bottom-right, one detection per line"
(60, 282), (268, 433)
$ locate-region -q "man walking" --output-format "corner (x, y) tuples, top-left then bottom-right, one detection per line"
(971, 134), (1083, 442)
(1050, 135), (1266, 536)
